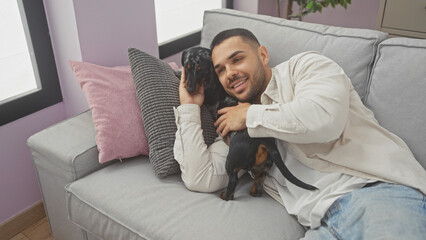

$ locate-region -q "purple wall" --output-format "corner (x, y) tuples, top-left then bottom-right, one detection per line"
(0, 0), (381, 225)
(259, 0), (381, 30)
(73, 0), (158, 67)
(63, 0), (159, 118)
(235, 0), (259, 14)
(303, 0), (380, 30)
(0, 103), (66, 223)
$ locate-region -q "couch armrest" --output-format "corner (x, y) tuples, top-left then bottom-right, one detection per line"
(28, 110), (111, 180)
(27, 111), (114, 240)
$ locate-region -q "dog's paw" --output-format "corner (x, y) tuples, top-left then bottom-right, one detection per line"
(220, 191), (227, 200)
(250, 188), (263, 197)
(220, 191), (234, 201)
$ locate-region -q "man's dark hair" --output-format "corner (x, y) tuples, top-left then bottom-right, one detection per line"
(210, 28), (260, 52)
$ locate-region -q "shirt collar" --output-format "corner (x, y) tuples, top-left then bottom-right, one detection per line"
(261, 67), (280, 104)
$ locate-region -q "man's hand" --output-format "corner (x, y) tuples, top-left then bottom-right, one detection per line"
(214, 102), (251, 137)
(179, 67), (204, 106)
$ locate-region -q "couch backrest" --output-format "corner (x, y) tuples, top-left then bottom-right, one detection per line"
(365, 38), (426, 169)
(201, 9), (387, 101)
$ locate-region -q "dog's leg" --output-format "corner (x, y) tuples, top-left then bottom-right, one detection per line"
(249, 144), (270, 197)
(250, 169), (268, 197)
(220, 169), (239, 201)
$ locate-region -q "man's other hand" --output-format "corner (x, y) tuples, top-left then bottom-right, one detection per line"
(214, 102), (250, 137)
(179, 67), (204, 106)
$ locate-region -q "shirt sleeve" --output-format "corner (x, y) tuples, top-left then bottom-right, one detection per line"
(173, 104), (229, 192)
(247, 52), (351, 144)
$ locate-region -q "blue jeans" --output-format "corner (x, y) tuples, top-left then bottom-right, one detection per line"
(302, 183), (426, 240)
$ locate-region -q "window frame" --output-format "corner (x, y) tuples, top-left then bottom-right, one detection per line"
(158, 0), (233, 59)
(0, 0), (62, 126)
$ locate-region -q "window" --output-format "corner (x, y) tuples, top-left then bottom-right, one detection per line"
(0, 0), (62, 126)
(154, 0), (233, 59)
(0, 1), (38, 102)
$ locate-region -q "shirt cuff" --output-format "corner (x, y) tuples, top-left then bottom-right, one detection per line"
(246, 104), (265, 127)
(246, 104), (265, 136)
(174, 104), (201, 125)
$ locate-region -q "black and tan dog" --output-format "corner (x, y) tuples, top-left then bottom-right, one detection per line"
(181, 47), (317, 201)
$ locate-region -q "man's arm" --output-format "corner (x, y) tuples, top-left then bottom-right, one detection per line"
(174, 68), (229, 192)
(215, 53), (351, 144)
(247, 52), (351, 144)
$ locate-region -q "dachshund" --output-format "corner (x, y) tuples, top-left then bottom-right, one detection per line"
(181, 47), (317, 201)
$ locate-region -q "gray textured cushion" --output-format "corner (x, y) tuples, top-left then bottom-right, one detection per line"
(128, 48), (217, 177)
(365, 38), (426, 169)
(201, 9), (387, 101)
(66, 157), (306, 240)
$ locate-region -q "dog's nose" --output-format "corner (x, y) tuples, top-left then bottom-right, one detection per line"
(186, 80), (196, 93)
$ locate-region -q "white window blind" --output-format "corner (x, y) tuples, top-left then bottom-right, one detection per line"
(0, 0), (39, 103)
(154, 0), (223, 45)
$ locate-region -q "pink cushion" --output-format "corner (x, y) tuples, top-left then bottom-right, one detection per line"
(69, 61), (149, 163)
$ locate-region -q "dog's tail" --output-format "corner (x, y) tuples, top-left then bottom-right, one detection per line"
(265, 141), (318, 191)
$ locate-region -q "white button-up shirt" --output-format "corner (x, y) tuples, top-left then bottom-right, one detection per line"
(173, 52), (426, 228)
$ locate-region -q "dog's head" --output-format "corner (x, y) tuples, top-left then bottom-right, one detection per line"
(181, 47), (215, 94)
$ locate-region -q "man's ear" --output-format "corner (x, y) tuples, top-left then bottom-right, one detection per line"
(259, 45), (270, 66)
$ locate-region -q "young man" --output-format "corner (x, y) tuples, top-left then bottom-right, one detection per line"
(173, 28), (426, 239)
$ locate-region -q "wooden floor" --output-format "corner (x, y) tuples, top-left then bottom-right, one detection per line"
(8, 217), (53, 240)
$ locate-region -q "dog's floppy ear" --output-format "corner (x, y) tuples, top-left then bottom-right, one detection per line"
(181, 49), (189, 66)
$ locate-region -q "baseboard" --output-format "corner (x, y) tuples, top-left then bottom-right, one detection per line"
(0, 201), (46, 240)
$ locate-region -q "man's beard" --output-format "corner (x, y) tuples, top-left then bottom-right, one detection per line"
(240, 58), (267, 103)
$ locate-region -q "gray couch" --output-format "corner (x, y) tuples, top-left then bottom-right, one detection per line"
(27, 9), (426, 240)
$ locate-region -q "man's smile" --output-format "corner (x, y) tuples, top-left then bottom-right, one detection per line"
(229, 76), (248, 93)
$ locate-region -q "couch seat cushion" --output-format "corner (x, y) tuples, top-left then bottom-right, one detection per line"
(66, 157), (305, 240)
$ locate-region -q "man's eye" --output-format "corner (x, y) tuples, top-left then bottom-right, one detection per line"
(217, 68), (224, 75)
(233, 57), (242, 63)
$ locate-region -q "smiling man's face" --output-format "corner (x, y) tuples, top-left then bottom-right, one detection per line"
(212, 36), (271, 103)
